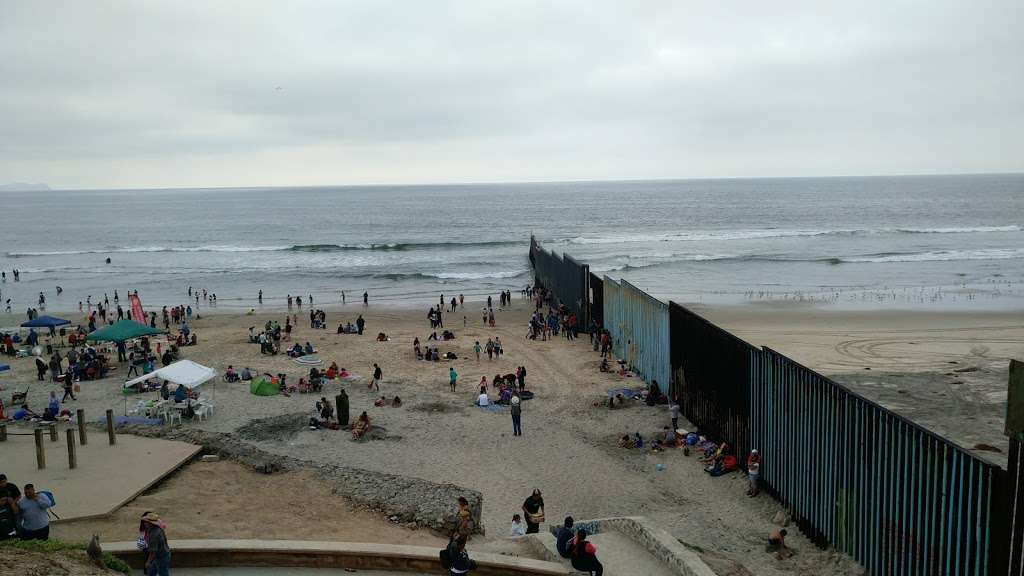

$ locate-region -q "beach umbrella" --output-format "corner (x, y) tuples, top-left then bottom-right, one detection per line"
(20, 315), (71, 329)
(85, 319), (165, 343)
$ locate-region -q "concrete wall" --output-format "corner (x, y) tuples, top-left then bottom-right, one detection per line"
(545, 516), (716, 576)
(106, 539), (570, 576)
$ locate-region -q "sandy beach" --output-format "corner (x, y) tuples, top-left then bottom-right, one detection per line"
(2, 298), (1022, 575)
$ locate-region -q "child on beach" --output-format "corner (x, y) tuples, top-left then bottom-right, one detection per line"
(474, 341), (481, 360)
(449, 367), (458, 392)
(510, 514), (526, 537)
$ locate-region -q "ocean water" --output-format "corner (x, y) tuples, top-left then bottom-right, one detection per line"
(0, 174), (1022, 314)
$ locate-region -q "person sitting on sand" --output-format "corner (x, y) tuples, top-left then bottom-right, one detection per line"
(351, 411), (370, 440)
(599, 358), (611, 372)
(431, 348), (440, 362)
(240, 367), (253, 381)
(427, 331), (438, 341)
(374, 395), (387, 407)
(766, 529), (791, 558)
(303, 342), (314, 355)
(510, 514), (526, 537)
(288, 343), (303, 357)
(326, 363), (339, 380)
(224, 365), (239, 382)
(569, 528), (604, 576)
(476, 386), (489, 406)
(392, 395), (402, 407)
(442, 330), (455, 340)
(376, 332), (389, 341)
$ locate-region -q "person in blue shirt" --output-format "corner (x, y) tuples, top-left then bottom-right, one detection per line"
(555, 517), (575, 558)
(173, 384), (187, 403)
(46, 391), (60, 418)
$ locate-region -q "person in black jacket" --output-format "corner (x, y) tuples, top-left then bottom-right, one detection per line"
(445, 534), (476, 575)
(570, 528), (604, 576)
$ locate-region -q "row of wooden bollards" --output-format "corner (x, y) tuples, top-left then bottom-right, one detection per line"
(0, 408), (118, 470)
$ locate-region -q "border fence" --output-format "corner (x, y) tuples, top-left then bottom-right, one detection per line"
(529, 235), (590, 328)
(528, 236), (1014, 575)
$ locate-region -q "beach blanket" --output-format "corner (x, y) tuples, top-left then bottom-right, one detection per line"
(606, 386), (645, 398)
(96, 416), (163, 426)
(293, 355), (323, 366)
(483, 404), (505, 412)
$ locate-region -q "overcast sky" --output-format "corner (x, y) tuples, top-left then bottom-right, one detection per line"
(1, 1), (1022, 189)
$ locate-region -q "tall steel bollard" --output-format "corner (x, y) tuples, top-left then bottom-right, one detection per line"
(49, 423), (58, 442)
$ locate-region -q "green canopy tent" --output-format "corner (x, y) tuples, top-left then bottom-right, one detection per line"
(250, 378), (279, 396)
(85, 320), (165, 343)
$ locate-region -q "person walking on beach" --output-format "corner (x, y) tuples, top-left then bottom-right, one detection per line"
(474, 341), (481, 361)
(258, 290), (262, 304)
(444, 534), (476, 575)
(62, 371), (76, 402)
(356, 314), (365, 335)
(363, 291), (368, 306)
(449, 366), (458, 392)
(459, 294), (464, 308)
(141, 512), (171, 576)
(510, 395), (522, 436)
(521, 490), (544, 534)
(341, 290), (345, 304)
(370, 363), (382, 391)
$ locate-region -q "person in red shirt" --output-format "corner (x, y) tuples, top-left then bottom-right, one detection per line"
(569, 528), (603, 575)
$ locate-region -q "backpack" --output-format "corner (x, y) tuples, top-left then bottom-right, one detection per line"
(439, 546), (453, 569)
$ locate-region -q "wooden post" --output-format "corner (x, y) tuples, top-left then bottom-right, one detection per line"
(106, 409), (116, 445)
(77, 408), (87, 445)
(0, 423), (6, 442)
(34, 428), (46, 469)
(49, 423), (58, 442)
(66, 428), (77, 469)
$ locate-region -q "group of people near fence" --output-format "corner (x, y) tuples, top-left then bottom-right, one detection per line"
(0, 474), (53, 542)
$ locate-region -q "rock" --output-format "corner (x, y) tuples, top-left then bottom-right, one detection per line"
(772, 510), (790, 527)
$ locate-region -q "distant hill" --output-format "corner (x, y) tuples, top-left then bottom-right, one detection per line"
(0, 182), (51, 191)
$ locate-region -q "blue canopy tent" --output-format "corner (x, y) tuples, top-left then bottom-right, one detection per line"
(21, 315), (72, 347)
(20, 315), (71, 329)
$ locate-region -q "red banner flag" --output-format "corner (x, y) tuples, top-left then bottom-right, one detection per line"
(129, 293), (146, 324)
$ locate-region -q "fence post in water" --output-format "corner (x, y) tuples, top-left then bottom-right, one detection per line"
(34, 428), (45, 469)
(77, 408), (87, 445)
(106, 409), (116, 445)
(49, 422), (58, 442)
(66, 428), (77, 469)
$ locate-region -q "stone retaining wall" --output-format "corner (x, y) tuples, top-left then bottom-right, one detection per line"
(105, 539), (569, 576)
(546, 516), (716, 576)
(117, 424), (483, 534)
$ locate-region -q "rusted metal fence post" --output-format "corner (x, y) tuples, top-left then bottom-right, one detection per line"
(66, 428), (77, 469)
(77, 408), (87, 445)
(106, 408), (116, 445)
(34, 428), (46, 469)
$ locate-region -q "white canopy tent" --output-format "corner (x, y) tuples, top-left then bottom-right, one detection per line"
(125, 359), (216, 390)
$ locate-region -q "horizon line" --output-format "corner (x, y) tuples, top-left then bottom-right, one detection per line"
(5, 170), (1024, 193)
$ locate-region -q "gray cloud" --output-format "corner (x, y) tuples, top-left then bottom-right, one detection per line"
(1, 0), (1021, 188)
